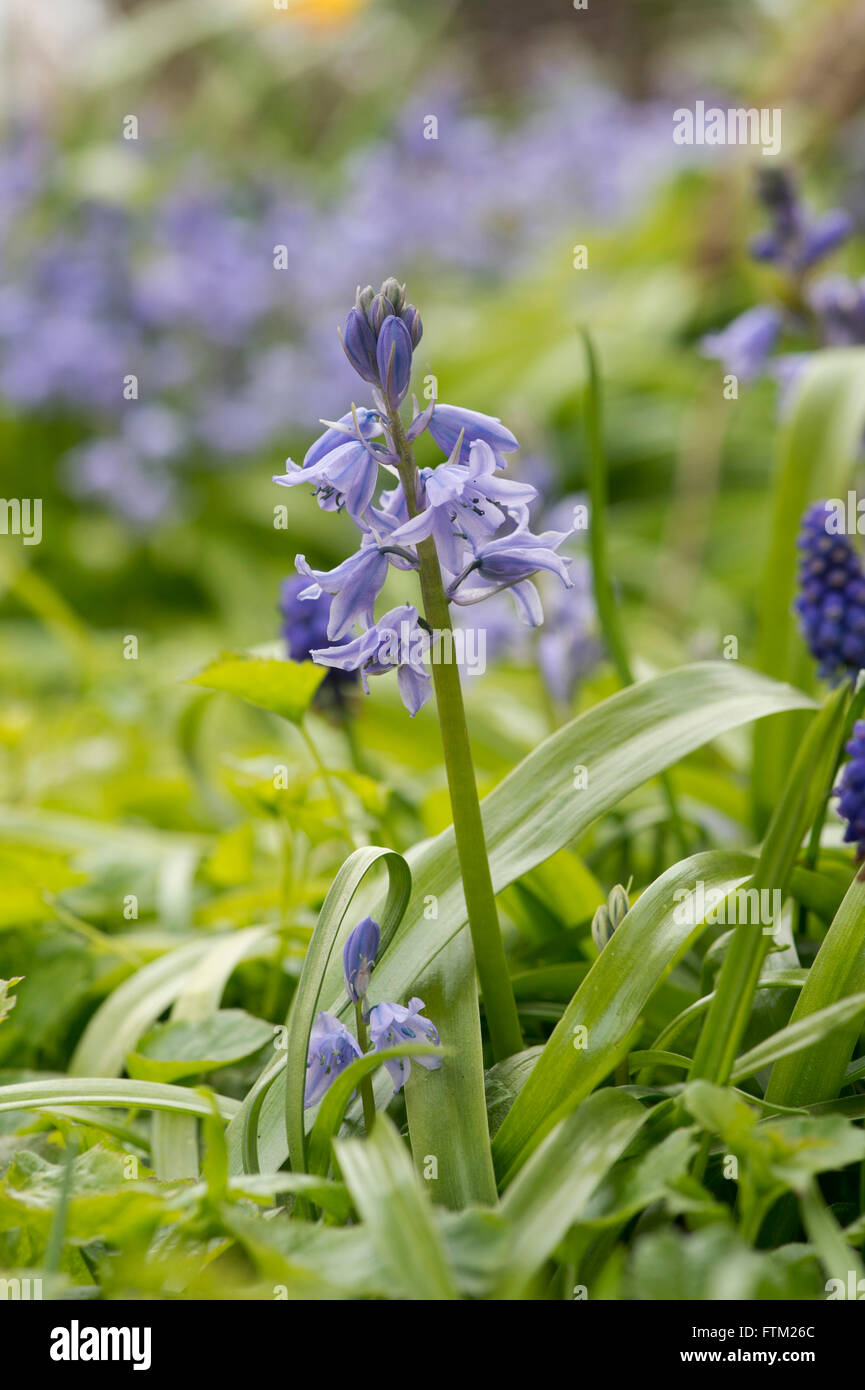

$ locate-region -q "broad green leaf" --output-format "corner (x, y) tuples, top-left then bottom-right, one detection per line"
(235, 664), (813, 1174)
(189, 654), (324, 725)
(127, 1009), (274, 1083)
(334, 1115), (458, 1300)
(71, 927), (274, 1078)
(766, 873), (865, 1107)
(495, 1088), (649, 1298)
(754, 348), (865, 828)
(492, 851), (754, 1182)
(403, 931), (497, 1209)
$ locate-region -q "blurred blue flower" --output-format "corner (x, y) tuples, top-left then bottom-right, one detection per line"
(750, 168), (852, 273)
(304, 1011), (362, 1108)
(279, 576), (359, 707)
(835, 721), (865, 859)
(367, 997), (442, 1093)
(700, 305), (782, 381)
(343, 916), (380, 1002)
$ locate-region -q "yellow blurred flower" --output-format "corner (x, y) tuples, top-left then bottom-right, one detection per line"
(277, 0), (366, 30)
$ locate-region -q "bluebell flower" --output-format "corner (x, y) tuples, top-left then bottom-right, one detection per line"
(390, 439), (537, 572)
(294, 540), (390, 641)
(835, 722), (865, 860)
(279, 576), (359, 708)
(273, 438), (381, 524)
(457, 525), (573, 590)
(367, 997), (442, 1093)
(341, 306), (380, 384)
(794, 500), (865, 682)
(312, 604), (432, 716)
(303, 409), (382, 468)
(428, 404), (519, 467)
(750, 169), (852, 273)
(807, 275), (865, 347)
(376, 314), (414, 408)
(700, 305), (782, 381)
(343, 916), (380, 1002)
(304, 1011), (362, 1108)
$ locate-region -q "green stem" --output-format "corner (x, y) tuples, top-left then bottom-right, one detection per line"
(298, 721), (357, 847)
(389, 411), (523, 1061)
(797, 679), (865, 933)
(354, 1002), (377, 1133)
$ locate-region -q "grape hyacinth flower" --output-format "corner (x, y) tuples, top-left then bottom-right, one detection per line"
(794, 501), (865, 682)
(834, 721), (865, 860)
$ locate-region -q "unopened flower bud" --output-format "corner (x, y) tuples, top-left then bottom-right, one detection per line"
(368, 292), (395, 336)
(400, 303), (423, 347)
(379, 277), (405, 314)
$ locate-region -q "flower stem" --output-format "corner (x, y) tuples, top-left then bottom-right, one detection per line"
(389, 410), (523, 1061)
(354, 1002), (377, 1133)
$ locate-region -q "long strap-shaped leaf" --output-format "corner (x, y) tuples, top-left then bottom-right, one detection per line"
(0, 1077), (240, 1120)
(766, 873), (865, 1107)
(492, 850), (755, 1182)
(283, 845), (411, 1172)
(232, 665), (812, 1175)
(495, 1088), (650, 1297)
(334, 1115), (458, 1300)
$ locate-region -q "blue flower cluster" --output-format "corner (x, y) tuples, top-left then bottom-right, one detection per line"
(275, 279), (575, 715)
(305, 916), (441, 1107)
(279, 576), (358, 711)
(834, 721), (865, 861)
(0, 67), (694, 520)
(794, 501), (865, 682)
(701, 168), (857, 405)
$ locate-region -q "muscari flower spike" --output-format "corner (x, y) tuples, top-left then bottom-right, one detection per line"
(343, 915), (380, 1002)
(834, 721), (865, 860)
(794, 500), (865, 682)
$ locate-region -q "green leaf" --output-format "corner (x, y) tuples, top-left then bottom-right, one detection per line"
(238, 664), (812, 1175)
(766, 872), (865, 1107)
(306, 1042), (445, 1179)
(492, 850), (754, 1182)
(334, 1115), (458, 1300)
(127, 1009), (274, 1083)
(189, 654), (324, 725)
(690, 684), (849, 1086)
(754, 348), (865, 828)
(280, 846), (411, 1176)
(495, 1088), (650, 1297)
(0, 1077), (240, 1121)
(71, 927), (274, 1078)
(732, 995), (865, 1084)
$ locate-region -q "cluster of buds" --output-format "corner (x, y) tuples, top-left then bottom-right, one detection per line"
(590, 881), (631, 954)
(340, 277), (423, 408)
